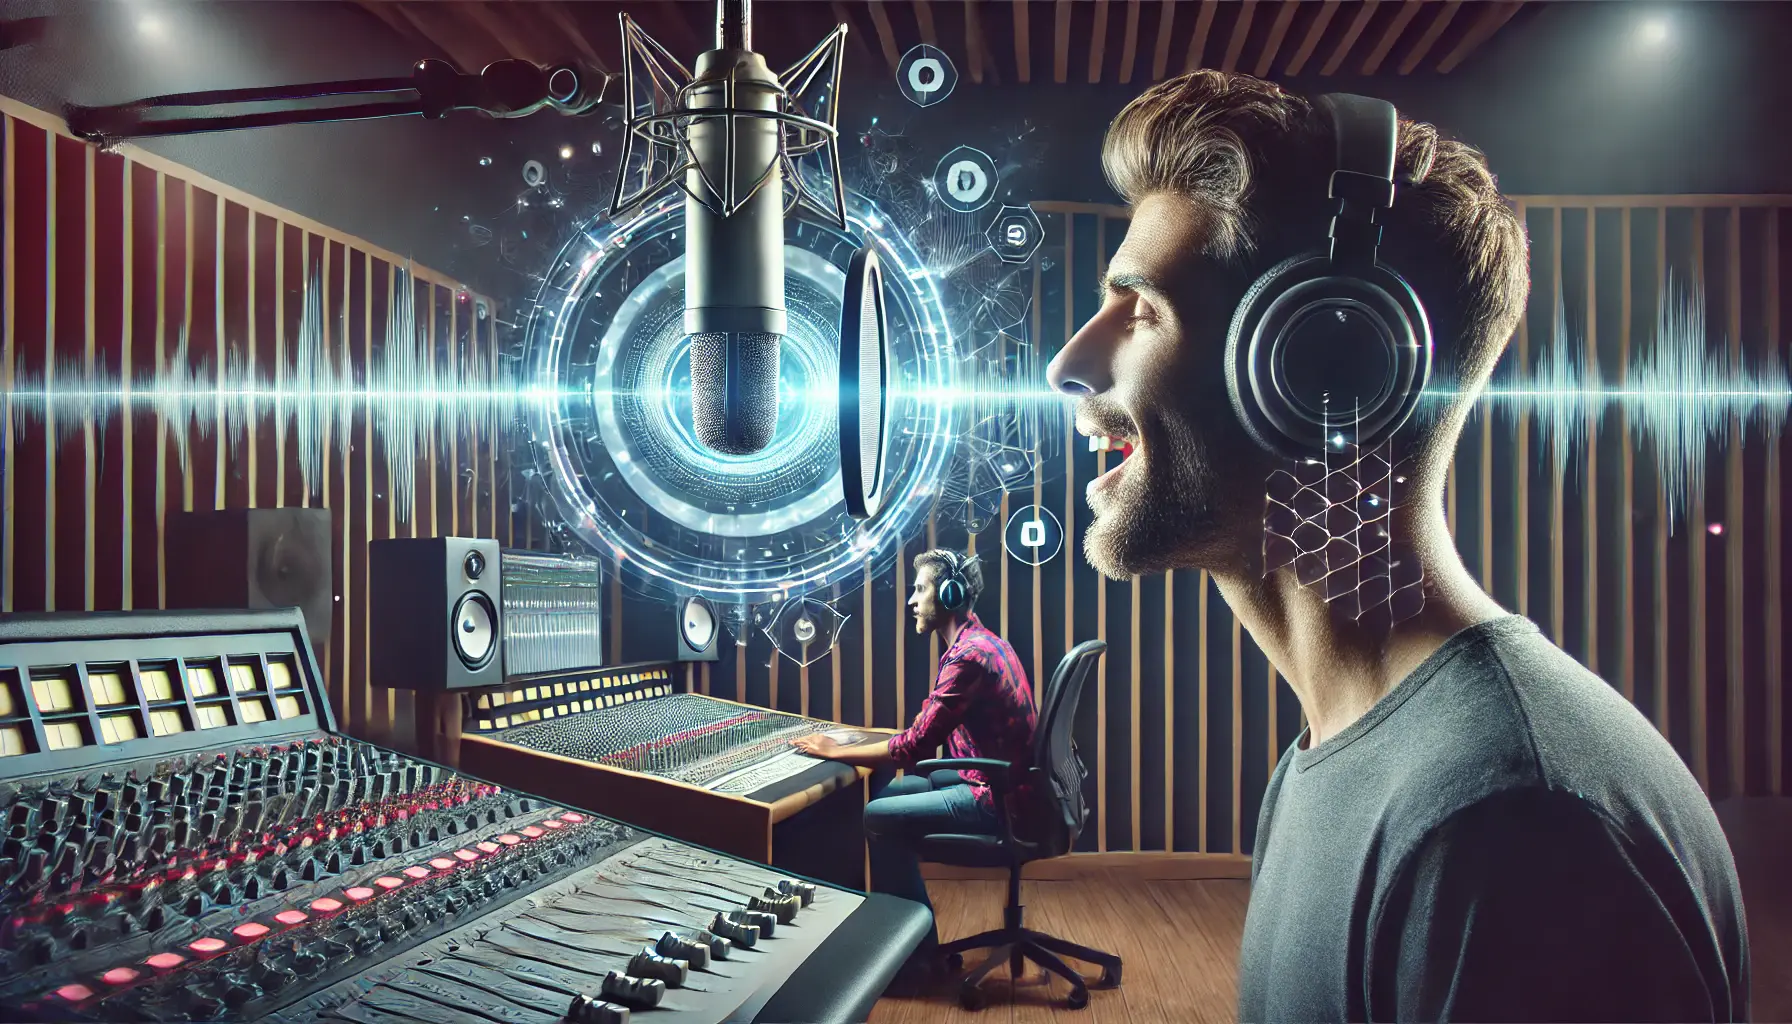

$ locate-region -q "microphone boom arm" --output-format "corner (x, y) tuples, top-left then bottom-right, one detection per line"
(66, 58), (613, 145)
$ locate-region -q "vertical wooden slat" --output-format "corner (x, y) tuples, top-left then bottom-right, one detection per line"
(1149, 0), (1176, 81)
(1768, 208), (1783, 796)
(363, 253), (375, 731)
(1197, 571), (1209, 852)
(427, 286), (437, 536)
(1515, 202), (1530, 618)
(1726, 206), (1745, 796)
(963, 0), (986, 84)
(245, 211), (256, 507)
(769, 650), (780, 713)
(863, 560), (874, 727)
(44, 132), (57, 609)
(1054, 0), (1072, 83)
(274, 221), (286, 510)
(1584, 208), (1599, 673)
(1088, 0), (1110, 82)
(1320, 0), (1379, 76)
(120, 156), (133, 609)
(1284, 0), (1341, 76)
(1620, 208), (1636, 702)
(447, 297), (458, 537)
(1013, 0), (1031, 83)
(1691, 207), (1708, 791)
(1163, 570), (1174, 850)
(1230, 615), (1242, 856)
(1655, 206), (1671, 739)
(1096, 451), (1108, 851)
(1479, 382), (1494, 592)
(1549, 205), (1564, 646)
(84, 144), (97, 609)
(156, 175), (170, 607)
(1119, 0), (1142, 84)
(1, 116), (12, 614)
(213, 194), (226, 513)
(339, 245), (353, 725)
(1130, 571), (1141, 853)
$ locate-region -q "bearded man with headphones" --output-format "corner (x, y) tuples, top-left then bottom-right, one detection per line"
(791, 548), (1036, 990)
(1047, 73), (1747, 1020)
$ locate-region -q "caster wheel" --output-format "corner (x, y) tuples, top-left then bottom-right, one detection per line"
(945, 952), (964, 972)
(959, 984), (987, 1011)
(1066, 987), (1089, 1010)
(1100, 963), (1122, 987)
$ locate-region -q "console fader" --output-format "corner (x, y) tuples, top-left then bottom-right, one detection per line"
(0, 610), (928, 1023)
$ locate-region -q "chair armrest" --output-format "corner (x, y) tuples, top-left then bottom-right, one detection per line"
(914, 757), (1014, 788)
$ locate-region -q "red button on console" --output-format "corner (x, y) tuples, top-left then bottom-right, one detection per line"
(145, 953), (185, 970)
(274, 910), (308, 926)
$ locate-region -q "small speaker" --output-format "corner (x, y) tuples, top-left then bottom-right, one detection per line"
(166, 509), (333, 655)
(369, 537), (503, 690)
(676, 596), (721, 662)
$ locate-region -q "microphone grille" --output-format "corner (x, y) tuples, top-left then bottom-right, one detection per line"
(690, 332), (781, 456)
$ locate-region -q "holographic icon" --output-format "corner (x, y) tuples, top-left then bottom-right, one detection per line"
(522, 159), (546, 188)
(985, 203), (1044, 264)
(897, 44), (958, 107)
(1003, 504), (1064, 566)
(934, 146), (998, 214)
(765, 597), (847, 667)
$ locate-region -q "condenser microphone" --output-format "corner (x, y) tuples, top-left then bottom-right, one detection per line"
(684, 0), (786, 456)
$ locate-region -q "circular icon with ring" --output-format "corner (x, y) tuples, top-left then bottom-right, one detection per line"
(1003, 505), (1064, 566)
(898, 44), (958, 107)
(934, 146), (998, 214)
(985, 204), (1045, 264)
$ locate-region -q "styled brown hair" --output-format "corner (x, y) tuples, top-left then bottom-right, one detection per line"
(1101, 71), (1528, 472)
(913, 549), (984, 609)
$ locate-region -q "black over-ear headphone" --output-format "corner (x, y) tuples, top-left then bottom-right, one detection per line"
(936, 552), (978, 612)
(1223, 93), (1433, 461)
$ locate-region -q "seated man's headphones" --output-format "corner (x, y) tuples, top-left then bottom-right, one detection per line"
(1223, 93), (1433, 461)
(935, 552), (980, 613)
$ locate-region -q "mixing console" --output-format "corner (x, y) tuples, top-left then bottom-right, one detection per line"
(494, 694), (877, 796)
(0, 610), (928, 1023)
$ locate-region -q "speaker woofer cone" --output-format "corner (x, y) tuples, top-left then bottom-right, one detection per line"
(451, 592), (498, 668)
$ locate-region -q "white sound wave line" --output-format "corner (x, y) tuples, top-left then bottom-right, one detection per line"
(1453, 274), (1790, 523)
(3, 268), (548, 522)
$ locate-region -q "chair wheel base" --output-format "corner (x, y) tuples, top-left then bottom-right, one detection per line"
(945, 952), (963, 972)
(1066, 987), (1089, 1010)
(959, 983), (987, 1011)
(1099, 963), (1121, 987)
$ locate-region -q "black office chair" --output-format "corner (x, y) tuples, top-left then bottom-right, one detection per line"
(913, 639), (1123, 1010)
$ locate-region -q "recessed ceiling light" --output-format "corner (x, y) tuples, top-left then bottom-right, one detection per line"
(1639, 17), (1670, 45)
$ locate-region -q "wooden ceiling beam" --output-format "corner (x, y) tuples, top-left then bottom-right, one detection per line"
(1088, 0), (1111, 83)
(1283, 0), (1340, 76)
(1054, 0), (1071, 83)
(537, 3), (606, 73)
(1320, 0), (1380, 76)
(1436, 0), (1523, 73)
(1013, 0), (1031, 84)
(1185, 0), (1217, 72)
(1149, 0), (1175, 81)
(1398, 0), (1460, 74)
(1118, 0), (1142, 83)
(1219, 0), (1253, 73)
(457, 2), (544, 66)
(913, 0), (938, 44)
(1253, 0), (1300, 77)
(865, 0), (902, 73)
(963, 0), (986, 83)
(1361, 0), (1429, 76)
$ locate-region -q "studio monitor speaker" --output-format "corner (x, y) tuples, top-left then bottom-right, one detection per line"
(677, 596), (721, 662)
(166, 509), (334, 655)
(368, 537), (503, 690)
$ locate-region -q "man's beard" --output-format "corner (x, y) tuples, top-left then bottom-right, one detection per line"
(1083, 407), (1233, 580)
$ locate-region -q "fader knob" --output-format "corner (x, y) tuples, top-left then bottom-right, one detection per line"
(654, 932), (710, 970)
(709, 913), (757, 949)
(626, 950), (688, 988)
(750, 891), (799, 924)
(599, 971), (664, 1010)
(565, 994), (630, 1024)
(778, 879), (817, 906)
(694, 929), (732, 961)
(730, 908), (777, 938)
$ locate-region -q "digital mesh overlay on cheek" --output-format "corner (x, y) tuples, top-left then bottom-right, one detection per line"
(1261, 438), (1424, 626)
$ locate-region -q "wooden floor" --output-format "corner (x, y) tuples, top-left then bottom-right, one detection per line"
(871, 842), (1792, 1024)
(869, 876), (1251, 1024)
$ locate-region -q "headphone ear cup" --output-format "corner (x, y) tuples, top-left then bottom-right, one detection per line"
(938, 578), (964, 611)
(1225, 252), (1327, 455)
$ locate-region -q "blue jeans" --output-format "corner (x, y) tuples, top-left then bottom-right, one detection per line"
(865, 768), (1001, 952)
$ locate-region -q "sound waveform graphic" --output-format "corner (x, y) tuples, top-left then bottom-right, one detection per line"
(3, 269), (533, 522)
(1448, 276), (1789, 523)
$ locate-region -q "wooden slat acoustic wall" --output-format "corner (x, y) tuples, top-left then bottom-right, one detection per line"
(676, 195), (1791, 858)
(0, 98), (507, 742)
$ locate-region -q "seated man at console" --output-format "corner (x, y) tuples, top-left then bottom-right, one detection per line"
(791, 548), (1037, 979)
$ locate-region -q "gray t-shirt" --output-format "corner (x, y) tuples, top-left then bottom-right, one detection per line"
(1237, 616), (1749, 1022)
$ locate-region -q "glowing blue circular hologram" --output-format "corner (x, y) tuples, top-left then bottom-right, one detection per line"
(1003, 504), (1064, 566)
(898, 44), (958, 107)
(521, 194), (957, 605)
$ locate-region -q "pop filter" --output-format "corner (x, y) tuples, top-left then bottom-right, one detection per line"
(839, 244), (890, 519)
